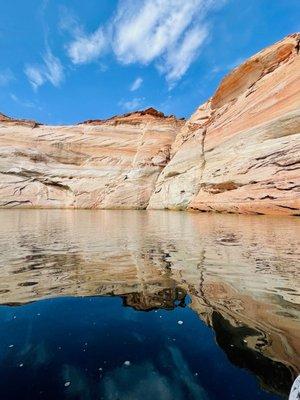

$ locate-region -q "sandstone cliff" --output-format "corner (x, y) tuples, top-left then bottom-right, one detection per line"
(149, 33), (300, 215)
(0, 109), (183, 208)
(0, 34), (299, 214)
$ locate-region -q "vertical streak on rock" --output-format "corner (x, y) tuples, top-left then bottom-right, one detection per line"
(198, 127), (207, 191)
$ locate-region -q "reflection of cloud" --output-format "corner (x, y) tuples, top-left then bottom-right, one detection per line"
(12, 340), (51, 368)
(102, 362), (174, 400)
(168, 346), (208, 399)
(62, 364), (92, 400)
(101, 347), (208, 399)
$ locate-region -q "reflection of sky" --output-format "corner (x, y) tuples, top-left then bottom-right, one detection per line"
(101, 347), (207, 400)
(0, 296), (281, 400)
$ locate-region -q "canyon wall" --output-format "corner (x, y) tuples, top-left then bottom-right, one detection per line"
(0, 34), (299, 215)
(149, 33), (300, 215)
(0, 109), (183, 208)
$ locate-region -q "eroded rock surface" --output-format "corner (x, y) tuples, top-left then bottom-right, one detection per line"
(1, 34), (300, 214)
(0, 109), (183, 208)
(148, 34), (300, 215)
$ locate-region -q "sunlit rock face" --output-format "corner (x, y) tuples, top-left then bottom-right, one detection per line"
(0, 109), (183, 209)
(149, 34), (300, 215)
(1, 34), (299, 215)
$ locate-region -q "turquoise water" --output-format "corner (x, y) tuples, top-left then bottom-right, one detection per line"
(0, 210), (299, 399)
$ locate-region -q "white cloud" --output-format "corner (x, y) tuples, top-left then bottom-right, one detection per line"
(60, 7), (106, 65)
(43, 50), (65, 86)
(0, 68), (15, 86)
(130, 77), (143, 91)
(119, 97), (145, 111)
(160, 25), (208, 83)
(67, 28), (106, 64)
(59, 1), (224, 84)
(24, 49), (64, 90)
(112, 0), (217, 84)
(24, 65), (45, 90)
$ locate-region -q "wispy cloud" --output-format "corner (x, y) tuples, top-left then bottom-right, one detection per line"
(159, 26), (208, 84)
(24, 49), (64, 90)
(130, 77), (143, 91)
(112, 0), (218, 84)
(60, 1), (223, 85)
(10, 93), (38, 109)
(0, 68), (15, 86)
(67, 28), (106, 64)
(24, 66), (45, 90)
(119, 97), (145, 111)
(60, 7), (106, 65)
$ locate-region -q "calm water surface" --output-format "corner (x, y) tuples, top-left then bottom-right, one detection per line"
(0, 210), (299, 400)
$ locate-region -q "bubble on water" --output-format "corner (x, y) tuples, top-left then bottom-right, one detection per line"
(124, 361), (131, 366)
(177, 320), (183, 325)
(64, 381), (71, 387)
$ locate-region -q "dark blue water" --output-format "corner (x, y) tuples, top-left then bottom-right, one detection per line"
(0, 296), (285, 400)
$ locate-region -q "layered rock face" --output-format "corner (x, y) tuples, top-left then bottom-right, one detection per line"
(149, 33), (300, 215)
(0, 109), (183, 208)
(0, 34), (299, 214)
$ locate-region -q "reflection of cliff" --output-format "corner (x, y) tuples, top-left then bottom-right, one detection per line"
(211, 312), (294, 397)
(0, 210), (299, 397)
(122, 287), (187, 311)
(188, 281), (300, 376)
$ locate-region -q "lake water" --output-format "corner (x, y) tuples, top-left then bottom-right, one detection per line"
(0, 210), (299, 400)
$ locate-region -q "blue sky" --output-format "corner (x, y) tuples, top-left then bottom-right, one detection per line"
(0, 0), (299, 124)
